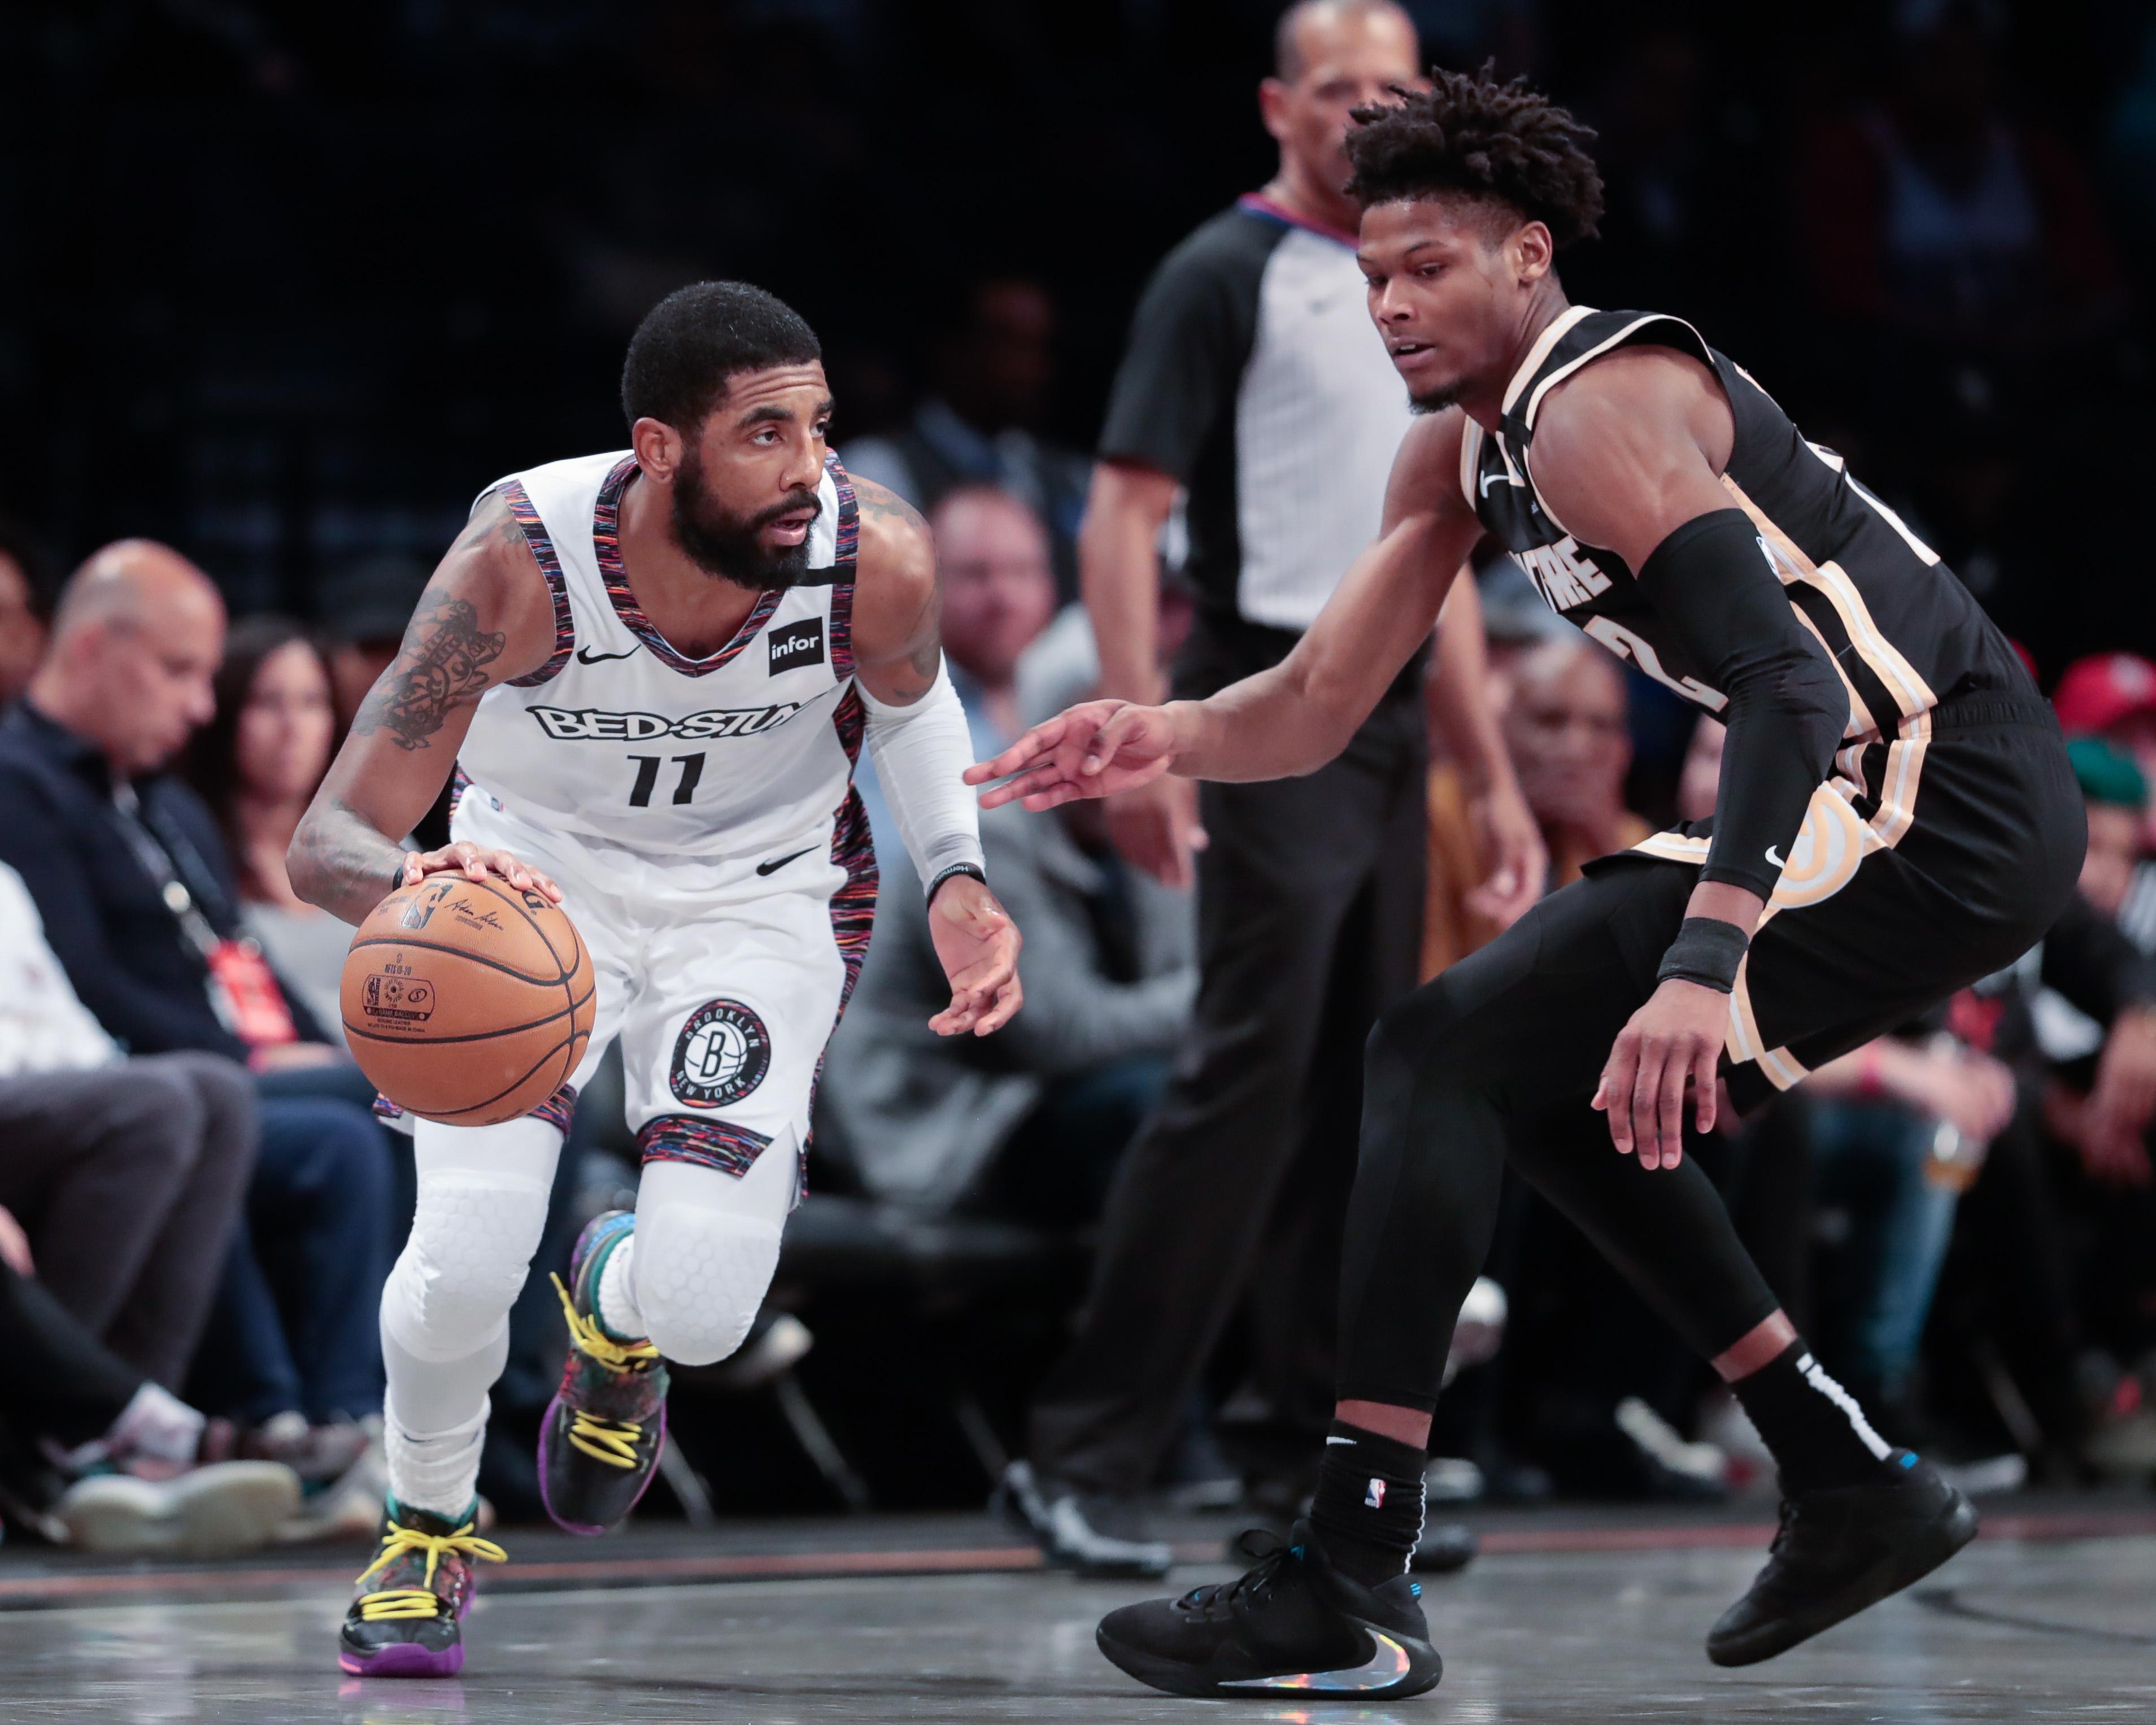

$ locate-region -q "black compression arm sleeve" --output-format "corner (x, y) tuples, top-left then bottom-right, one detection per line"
(1636, 509), (1848, 899)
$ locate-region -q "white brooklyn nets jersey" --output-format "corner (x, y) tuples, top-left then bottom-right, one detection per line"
(455, 450), (866, 863)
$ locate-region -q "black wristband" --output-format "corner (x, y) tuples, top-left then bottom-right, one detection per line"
(1656, 916), (1750, 995)
(925, 861), (986, 908)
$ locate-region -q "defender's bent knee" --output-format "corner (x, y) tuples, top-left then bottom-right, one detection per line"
(381, 1170), (550, 1362)
(632, 1208), (783, 1367)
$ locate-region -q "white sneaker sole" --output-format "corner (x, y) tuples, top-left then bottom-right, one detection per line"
(59, 1463), (302, 1556)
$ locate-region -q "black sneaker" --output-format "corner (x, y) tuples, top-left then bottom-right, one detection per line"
(995, 1460), (1172, 1578)
(1706, 1452), (1977, 1666)
(1096, 1522), (1443, 1700)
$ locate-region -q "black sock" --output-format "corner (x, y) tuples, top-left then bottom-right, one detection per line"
(1733, 1340), (1901, 1497)
(1309, 1421), (1426, 1587)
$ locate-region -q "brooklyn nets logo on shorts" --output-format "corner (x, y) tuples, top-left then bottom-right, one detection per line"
(670, 999), (772, 1108)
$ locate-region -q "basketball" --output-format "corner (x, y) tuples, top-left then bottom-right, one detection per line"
(341, 873), (595, 1127)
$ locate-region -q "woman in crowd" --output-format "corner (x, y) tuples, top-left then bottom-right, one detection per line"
(186, 618), (351, 1044)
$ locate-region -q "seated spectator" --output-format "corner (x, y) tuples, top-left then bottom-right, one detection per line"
(0, 860), (255, 1392)
(840, 276), (1091, 599)
(0, 518), (51, 705)
(0, 1231), (300, 1554)
(1799, 1028), (2016, 1430)
(2053, 652), (2156, 935)
(824, 651), (1195, 1222)
(2037, 741), (2156, 1192)
(0, 541), (391, 1476)
(856, 485), (1057, 888)
(184, 618), (352, 1046)
(1423, 637), (1649, 975)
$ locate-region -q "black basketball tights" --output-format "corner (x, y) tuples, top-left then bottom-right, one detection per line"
(1336, 861), (1782, 1413)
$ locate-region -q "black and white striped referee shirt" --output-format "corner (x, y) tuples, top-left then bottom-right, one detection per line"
(1097, 194), (1411, 658)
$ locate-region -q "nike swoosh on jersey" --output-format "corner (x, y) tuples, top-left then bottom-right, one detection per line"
(1218, 1628), (1414, 1692)
(1765, 844), (1787, 868)
(1479, 469), (1526, 496)
(755, 846), (818, 877)
(576, 645), (641, 665)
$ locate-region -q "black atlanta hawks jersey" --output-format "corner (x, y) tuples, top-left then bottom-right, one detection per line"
(1464, 304), (2031, 862)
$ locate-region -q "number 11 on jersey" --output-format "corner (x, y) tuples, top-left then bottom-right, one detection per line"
(627, 753), (706, 807)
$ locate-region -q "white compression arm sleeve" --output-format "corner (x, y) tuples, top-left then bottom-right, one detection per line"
(857, 659), (987, 898)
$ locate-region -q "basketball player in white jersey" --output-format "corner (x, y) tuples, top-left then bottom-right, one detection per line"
(289, 282), (1022, 1677)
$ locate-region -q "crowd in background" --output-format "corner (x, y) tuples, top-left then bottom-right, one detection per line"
(0, 0), (2154, 1543)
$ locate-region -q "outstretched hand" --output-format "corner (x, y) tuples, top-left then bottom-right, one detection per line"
(926, 874), (1023, 1037)
(965, 700), (1180, 812)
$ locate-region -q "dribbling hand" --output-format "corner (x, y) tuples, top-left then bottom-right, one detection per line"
(965, 700), (1180, 812)
(1593, 977), (1726, 1169)
(401, 841), (563, 904)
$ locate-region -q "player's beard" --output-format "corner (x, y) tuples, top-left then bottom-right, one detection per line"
(1409, 382), (1464, 415)
(669, 448), (820, 593)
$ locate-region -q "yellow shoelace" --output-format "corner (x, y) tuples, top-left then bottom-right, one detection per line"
(353, 1517), (506, 1622)
(550, 1272), (660, 1470)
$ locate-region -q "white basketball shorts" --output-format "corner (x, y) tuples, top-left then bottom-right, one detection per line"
(376, 780), (876, 1191)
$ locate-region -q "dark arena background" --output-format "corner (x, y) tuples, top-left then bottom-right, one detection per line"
(1, 2), (2154, 1721)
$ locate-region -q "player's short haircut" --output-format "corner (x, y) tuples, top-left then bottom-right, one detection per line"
(1273, 0), (1411, 83)
(1344, 62), (1604, 249)
(621, 281), (822, 434)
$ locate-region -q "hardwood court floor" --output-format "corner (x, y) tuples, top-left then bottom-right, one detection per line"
(1, 1502), (2150, 1722)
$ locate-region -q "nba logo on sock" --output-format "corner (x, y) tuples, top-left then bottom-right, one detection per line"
(1365, 1478), (1386, 1509)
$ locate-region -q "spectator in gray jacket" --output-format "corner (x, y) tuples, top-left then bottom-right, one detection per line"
(823, 646), (1195, 1221)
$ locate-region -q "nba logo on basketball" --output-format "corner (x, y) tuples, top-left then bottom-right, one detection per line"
(669, 998), (773, 1108)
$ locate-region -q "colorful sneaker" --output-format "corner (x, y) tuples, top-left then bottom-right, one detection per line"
(337, 1501), (504, 1678)
(539, 1210), (667, 1536)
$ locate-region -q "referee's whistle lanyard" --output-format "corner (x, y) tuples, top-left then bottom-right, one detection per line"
(108, 781), (297, 1049)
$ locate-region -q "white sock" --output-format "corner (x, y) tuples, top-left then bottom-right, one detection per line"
(106, 1382), (206, 1466)
(384, 1397), (489, 1522)
(596, 1234), (647, 1341)
(380, 1325), (506, 1520)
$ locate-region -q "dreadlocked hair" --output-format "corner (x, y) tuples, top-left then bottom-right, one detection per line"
(1344, 62), (1604, 249)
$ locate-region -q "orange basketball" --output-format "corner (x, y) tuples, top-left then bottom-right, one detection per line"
(342, 874), (595, 1128)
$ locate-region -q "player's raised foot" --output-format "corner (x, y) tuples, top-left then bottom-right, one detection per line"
(1706, 1452), (1977, 1667)
(337, 1500), (505, 1678)
(539, 1210), (667, 1536)
(1096, 1521), (1442, 1700)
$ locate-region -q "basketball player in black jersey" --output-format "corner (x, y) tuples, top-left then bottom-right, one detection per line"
(970, 67), (2084, 1700)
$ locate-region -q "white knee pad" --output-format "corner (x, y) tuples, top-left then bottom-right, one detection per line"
(629, 1155), (790, 1366)
(382, 1120), (558, 1364)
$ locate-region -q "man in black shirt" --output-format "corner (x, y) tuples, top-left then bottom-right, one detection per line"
(995, 0), (1540, 1575)
(975, 67), (2081, 1697)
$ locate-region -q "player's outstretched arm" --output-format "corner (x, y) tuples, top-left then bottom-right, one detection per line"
(850, 477), (1022, 1038)
(969, 412), (1482, 809)
(289, 490), (561, 925)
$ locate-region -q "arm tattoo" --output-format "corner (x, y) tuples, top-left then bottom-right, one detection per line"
(852, 477), (929, 537)
(289, 796), (409, 922)
(352, 594), (506, 751)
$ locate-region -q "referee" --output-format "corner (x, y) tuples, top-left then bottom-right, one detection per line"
(998, 0), (1540, 1571)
